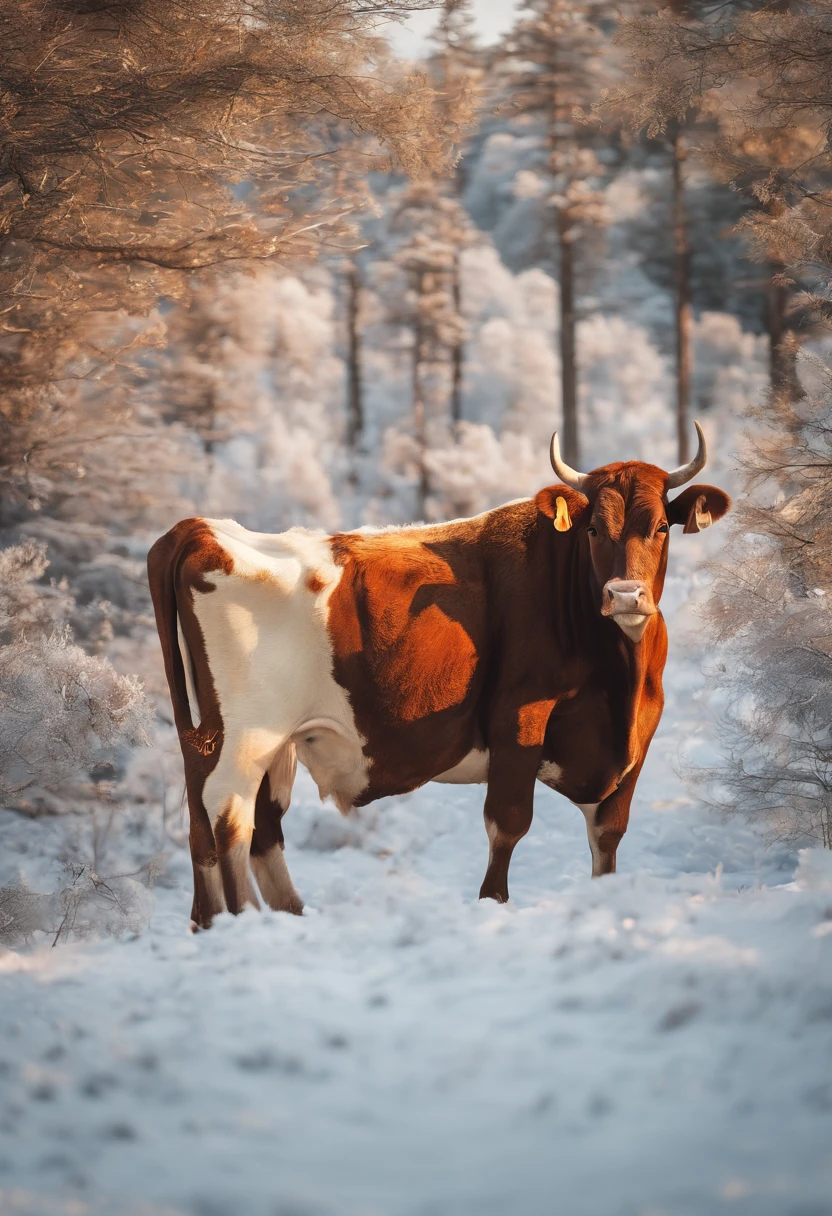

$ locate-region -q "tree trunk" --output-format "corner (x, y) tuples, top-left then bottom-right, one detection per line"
(671, 128), (692, 465)
(766, 259), (797, 401)
(558, 203), (579, 467)
(412, 271), (429, 519)
(450, 248), (463, 428)
(345, 261), (363, 450)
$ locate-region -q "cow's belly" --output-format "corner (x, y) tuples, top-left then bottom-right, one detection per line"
(431, 751), (578, 792)
(432, 747), (490, 784)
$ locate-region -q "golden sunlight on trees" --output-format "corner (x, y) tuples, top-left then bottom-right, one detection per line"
(0, 0), (460, 812)
(0, 0), (457, 527)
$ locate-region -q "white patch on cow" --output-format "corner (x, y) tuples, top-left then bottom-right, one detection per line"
(615, 613), (647, 628)
(433, 748), (490, 785)
(575, 802), (603, 876)
(191, 520), (369, 829)
(177, 617), (200, 725)
(267, 741), (298, 811)
(537, 760), (563, 787)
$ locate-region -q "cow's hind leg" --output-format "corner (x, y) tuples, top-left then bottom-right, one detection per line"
(250, 746), (303, 915)
(202, 744), (268, 916)
(179, 755), (227, 930)
(188, 800), (226, 930)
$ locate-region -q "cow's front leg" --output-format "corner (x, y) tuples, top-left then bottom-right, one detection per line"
(479, 701), (552, 903)
(580, 756), (644, 877)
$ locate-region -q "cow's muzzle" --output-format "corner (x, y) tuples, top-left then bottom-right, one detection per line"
(601, 580), (656, 642)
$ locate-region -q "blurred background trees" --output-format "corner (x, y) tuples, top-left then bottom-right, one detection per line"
(2, 0), (832, 851)
(0, 0), (454, 814)
(620, 0), (832, 849)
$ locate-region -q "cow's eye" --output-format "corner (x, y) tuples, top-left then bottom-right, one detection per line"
(587, 525), (598, 537)
(656, 522), (668, 535)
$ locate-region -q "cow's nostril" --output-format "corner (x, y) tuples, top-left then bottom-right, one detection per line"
(607, 588), (614, 601)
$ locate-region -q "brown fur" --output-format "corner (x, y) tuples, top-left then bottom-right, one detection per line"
(517, 700), (557, 748)
(149, 466), (731, 922)
(327, 527), (489, 799)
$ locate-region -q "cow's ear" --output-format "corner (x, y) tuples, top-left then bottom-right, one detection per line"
(535, 485), (589, 532)
(667, 485), (731, 534)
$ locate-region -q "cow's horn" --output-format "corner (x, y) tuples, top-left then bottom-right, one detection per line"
(550, 433), (588, 492)
(666, 421), (707, 489)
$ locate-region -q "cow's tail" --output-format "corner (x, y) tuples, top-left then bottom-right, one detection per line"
(147, 529), (196, 737)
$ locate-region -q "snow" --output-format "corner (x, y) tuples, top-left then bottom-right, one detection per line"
(2, 542), (831, 1216)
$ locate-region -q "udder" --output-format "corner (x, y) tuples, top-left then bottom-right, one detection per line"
(292, 718), (368, 813)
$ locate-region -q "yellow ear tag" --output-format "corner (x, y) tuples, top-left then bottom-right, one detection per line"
(554, 496), (571, 532)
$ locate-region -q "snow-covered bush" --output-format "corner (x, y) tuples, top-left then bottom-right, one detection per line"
(423, 423), (545, 518)
(0, 862), (156, 948)
(702, 353), (832, 848)
(0, 543), (151, 804)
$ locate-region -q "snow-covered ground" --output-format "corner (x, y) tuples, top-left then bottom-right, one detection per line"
(2, 546), (832, 1216)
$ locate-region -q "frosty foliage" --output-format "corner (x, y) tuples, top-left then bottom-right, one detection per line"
(423, 424), (542, 518)
(0, 541), (70, 642)
(0, 543), (152, 803)
(0, 862), (156, 948)
(703, 358), (832, 848)
(358, 227), (767, 522)
(0, 877), (53, 948)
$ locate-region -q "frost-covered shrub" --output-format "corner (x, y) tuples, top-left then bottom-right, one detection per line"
(0, 543), (151, 803)
(0, 862), (157, 947)
(702, 355), (832, 848)
(0, 878), (53, 947)
(0, 541), (70, 642)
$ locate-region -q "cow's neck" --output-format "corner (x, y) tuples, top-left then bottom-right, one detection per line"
(544, 519), (662, 705)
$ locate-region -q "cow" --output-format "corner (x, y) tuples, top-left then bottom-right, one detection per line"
(147, 424), (730, 928)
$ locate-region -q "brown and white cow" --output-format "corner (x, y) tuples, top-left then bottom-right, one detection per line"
(148, 424), (730, 927)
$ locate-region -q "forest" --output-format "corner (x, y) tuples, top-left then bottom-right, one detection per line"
(1, 2), (832, 1214)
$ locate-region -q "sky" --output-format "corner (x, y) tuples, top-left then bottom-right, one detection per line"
(386, 0), (518, 58)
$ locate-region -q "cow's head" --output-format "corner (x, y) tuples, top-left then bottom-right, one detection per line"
(535, 423), (731, 642)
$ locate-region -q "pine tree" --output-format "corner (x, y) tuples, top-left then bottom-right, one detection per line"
(499, 0), (610, 466)
(344, 260), (365, 455)
(428, 0), (481, 427)
(377, 183), (474, 517)
(613, 2), (832, 405)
